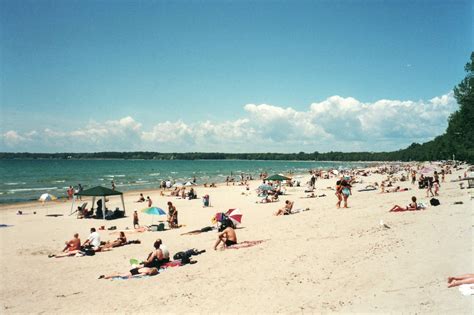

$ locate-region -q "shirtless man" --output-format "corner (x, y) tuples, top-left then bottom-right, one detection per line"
(214, 225), (237, 250)
(50, 233), (81, 258)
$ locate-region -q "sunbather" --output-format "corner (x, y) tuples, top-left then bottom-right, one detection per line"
(214, 225), (237, 250)
(389, 196), (420, 212)
(100, 232), (128, 249)
(274, 200), (294, 216)
(448, 274), (474, 288)
(49, 233), (81, 258)
(98, 267), (159, 279)
(143, 239), (170, 268)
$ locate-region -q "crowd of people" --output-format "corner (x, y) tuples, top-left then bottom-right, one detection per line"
(51, 162), (471, 289)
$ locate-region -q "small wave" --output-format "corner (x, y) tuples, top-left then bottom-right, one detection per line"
(5, 182), (26, 186)
(149, 173), (160, 176)
(8, 187), (58, 193)
(170, 171), (178, 174)
(98, 178), (104, 181)
(53, 180), (66, 183)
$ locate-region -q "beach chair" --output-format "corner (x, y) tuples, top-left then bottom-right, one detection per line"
(70, 202), (88, 217)
(468, 178), (474, 189)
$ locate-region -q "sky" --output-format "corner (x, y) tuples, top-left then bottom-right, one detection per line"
(0, 0), (472, 153)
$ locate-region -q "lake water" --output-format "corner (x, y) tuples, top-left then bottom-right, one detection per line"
(0, 159), (372, 204)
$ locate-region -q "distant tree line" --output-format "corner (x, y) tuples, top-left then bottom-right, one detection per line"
(1, 53), (472, 163)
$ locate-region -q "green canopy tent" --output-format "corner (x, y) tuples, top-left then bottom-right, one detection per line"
(265, 174), (292, 181)
(70, 186), (125, 219)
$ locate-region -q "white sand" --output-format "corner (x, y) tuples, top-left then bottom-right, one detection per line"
(0, 167), (472, 313)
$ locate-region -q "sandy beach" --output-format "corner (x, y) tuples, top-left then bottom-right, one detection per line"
(0, 165), (472, 313)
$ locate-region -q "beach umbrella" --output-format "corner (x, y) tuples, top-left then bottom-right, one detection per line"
(38, 193), (58, 216)
(266, 174), (291, 181)
(258, 184), (273, 191)
(142, 207), (167, 215)
(214, 209), (243, 227)
(225, 208), (243, 226)
(172, 182), (184, 188)
(39, 193), (57, 202)
(142, 206), (167, 225)
(184, 181), (195, 186)
(420, 167), (434, 174)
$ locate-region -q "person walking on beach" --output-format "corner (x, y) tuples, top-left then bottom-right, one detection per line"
(335, 178), (343, 208)
(133, 210), (140, 229)
(426, 177), (434, 197)
(340, 178), (352, 208)
(111, 180), (116, 191)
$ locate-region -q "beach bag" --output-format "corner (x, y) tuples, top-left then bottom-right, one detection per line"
(157, 223), (165, 231)
(82, 246), (95, 256)
(173, 251), (191, 264)
(430, 198), (440, 206)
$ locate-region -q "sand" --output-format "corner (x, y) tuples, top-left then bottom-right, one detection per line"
(0, 166), (472, 313)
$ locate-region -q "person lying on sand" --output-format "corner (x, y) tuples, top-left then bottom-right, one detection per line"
(98, 267), (158, 279)
(448, 274), (474, 288)
(274, 200), (294, 216)
(100, 231), (128, 250)
(214, 225), (237, 250)
(49, 233), (81, 258)
(389, 196), (421, 212)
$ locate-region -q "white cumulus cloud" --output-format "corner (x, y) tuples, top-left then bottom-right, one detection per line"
(0, 92), (458, 152)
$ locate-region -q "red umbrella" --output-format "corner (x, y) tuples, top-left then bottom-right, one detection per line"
(225, 208), (242, 226)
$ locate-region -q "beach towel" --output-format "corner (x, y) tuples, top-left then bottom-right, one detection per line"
(459, 284), (474, 296)
(227, 240), (267, 250)
(357, 188), (377, 192)
(110, 274), (151, 280)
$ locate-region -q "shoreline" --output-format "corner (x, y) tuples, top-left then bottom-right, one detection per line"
(0, 160), (391, 207)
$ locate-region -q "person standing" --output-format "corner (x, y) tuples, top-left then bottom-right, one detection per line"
(167, 201), (178, 228)
(133, 210), (140, 229)
(146, 196), (152, 207)
(67, 186), (74, 200)
(111, 180), (116, 191)
(340, 178), (352, 208)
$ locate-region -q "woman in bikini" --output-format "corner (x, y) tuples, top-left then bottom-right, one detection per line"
(340, 179), (352, 208)
(389, 196), (420, 212)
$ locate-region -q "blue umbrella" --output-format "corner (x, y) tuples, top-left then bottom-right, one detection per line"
(142, 207), (167, 225)
(142, 207), (167, 215)
(258, 184), (273, 191)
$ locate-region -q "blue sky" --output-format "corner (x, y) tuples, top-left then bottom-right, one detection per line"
(0, 0), (472, 153)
